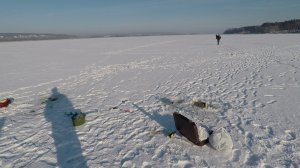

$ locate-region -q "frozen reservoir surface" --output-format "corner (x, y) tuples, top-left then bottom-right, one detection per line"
(0, 34), (300, 167)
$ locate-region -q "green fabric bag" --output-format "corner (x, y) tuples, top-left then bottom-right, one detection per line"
(192, 100), (208, 109)
(72, 112), (86, 126)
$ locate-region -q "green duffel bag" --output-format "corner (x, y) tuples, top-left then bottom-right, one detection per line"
(72, 112), (86, 126)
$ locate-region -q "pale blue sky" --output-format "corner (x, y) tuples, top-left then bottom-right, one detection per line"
(0, 0), (299, 35)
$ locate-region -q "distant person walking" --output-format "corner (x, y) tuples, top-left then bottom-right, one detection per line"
(216, 34), (221, 45)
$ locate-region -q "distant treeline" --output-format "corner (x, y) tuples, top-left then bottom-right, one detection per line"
(0, 33), (76, 42)
(224, 19), (300, 34)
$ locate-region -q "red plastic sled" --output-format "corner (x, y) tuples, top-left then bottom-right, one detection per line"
(0, 98), (12, 108)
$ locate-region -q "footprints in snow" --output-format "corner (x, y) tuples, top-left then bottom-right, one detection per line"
(245, 132), (254, 147)
(231, 149), (242, 162)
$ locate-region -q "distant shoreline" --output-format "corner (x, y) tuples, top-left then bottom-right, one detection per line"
(0, 33), (76, 42)
(224, 19), (300, 34)
(0, 33), (198, 42)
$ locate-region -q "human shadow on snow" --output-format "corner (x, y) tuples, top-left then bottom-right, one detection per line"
(44, 87), (88, 168)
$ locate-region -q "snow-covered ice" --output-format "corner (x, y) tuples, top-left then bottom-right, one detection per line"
(0, 34), (300, 167)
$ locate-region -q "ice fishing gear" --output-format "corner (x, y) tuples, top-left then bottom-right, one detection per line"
(65, 111), (86, 126)
(192, 100), (208, 109)
(72, 112), (86, 126)
(0, 98), (14, 108)
(173, 112), (209, 146)
(191, 99), (222, 112)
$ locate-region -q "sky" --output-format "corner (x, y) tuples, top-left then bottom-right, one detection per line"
(0, 0), (299, 35)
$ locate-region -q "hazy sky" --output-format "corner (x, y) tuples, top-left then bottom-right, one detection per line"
(0, 0), (299, 35)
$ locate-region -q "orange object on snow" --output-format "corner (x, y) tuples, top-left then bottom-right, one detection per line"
(0, 98), (12, 108)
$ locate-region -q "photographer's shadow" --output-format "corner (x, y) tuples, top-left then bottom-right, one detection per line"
(44, 87), (88, 168)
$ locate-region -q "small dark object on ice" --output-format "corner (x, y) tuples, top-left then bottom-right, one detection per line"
(48, 97), (58, 102)
(192, 100), (208, 109)
(168, 131), (176, 138)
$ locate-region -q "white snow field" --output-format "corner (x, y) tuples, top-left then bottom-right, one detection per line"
(0, 34), (300, 167)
